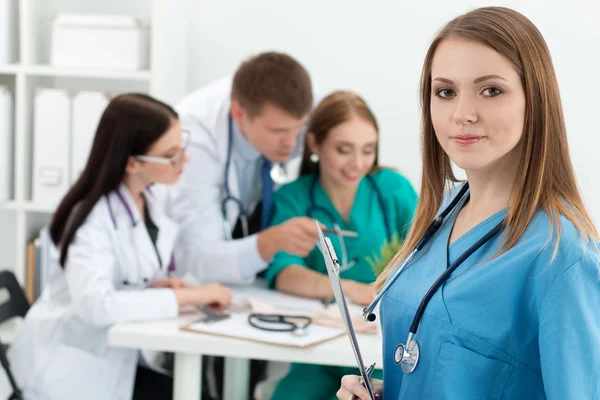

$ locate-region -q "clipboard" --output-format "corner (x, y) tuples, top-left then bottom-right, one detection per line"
(317, 222), (377, 400)
(180, 312), (344, 349)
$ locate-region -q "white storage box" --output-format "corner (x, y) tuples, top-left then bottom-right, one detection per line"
(0, 86), (13, 202)
(0, 0), (17, 64)
(50, 14), (150, 70)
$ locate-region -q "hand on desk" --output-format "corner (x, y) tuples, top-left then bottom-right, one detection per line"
(342, 281), (375, 306)
(337, 375), (383, 400)
(174, 283), (232, 311)
(152, 276), (189, 289)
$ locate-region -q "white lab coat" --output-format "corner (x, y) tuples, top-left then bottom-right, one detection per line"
(0, 184), (180, 400)
(168, 77), (317, 284)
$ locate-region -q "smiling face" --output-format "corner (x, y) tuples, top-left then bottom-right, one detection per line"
(309, 116), (378, 190)
(430, 37), (526, 174)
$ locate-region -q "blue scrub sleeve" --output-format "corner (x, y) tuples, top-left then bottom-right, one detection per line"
(265, 187), (309, 289)
(538, 257), (600, 399)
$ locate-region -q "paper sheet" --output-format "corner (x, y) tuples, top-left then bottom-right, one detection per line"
(230, 284), (326, 313)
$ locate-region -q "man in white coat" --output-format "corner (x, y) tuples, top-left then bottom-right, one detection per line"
(170, 52), (321, 285)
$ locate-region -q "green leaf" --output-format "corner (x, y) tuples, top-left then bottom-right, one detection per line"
(366, 233), (404, 277)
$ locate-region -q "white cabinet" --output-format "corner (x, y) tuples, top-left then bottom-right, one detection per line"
(0, 0), (191, 285)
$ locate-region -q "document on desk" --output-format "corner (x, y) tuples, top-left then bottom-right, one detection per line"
(317, 224), (377, 400)
(229, 284), (325, 313)
(182, 313), (344, 348)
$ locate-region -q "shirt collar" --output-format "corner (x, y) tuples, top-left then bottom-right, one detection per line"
(232, 118), (261, 161)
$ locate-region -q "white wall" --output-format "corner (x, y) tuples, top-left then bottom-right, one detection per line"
(187, 0), (600, 225)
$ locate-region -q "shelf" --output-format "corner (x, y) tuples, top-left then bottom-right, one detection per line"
(1, 201), (55, 213)
(0, 201), (20, 211)
(0, 64), (20, 74)
(25, 65), (152, 81)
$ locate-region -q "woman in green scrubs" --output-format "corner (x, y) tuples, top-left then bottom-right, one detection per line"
(266, 91), (418, 400)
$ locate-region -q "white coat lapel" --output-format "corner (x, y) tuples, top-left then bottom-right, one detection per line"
(216, 110), (243, 228)
(114, 185), (162, 284)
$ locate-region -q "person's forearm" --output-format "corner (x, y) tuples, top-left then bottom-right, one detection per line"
(257, 226), (281, 261)
(274, 265), (333, 300)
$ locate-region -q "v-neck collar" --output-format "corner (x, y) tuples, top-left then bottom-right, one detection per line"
(446, 195), (508, 256)
(313, 176), (369, 227)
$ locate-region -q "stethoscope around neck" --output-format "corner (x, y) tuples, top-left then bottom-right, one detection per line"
(307, 174), (392, 272)
(105, 188), (175, 286)
(221, 114), (289, 239)
(361, 182), (505, 374)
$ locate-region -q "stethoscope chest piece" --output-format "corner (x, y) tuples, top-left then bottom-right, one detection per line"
(291, 326), (308, 337)
(394, 338), (420, 374)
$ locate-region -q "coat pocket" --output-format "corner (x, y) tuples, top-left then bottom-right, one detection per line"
(429, 341), (512, 400)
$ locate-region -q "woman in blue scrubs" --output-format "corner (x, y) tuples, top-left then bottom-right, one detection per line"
(267, 91), (418, 400)
(338, 6), (600, 400)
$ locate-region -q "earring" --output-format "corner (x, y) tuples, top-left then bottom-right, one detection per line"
(310, 153), (320, 163)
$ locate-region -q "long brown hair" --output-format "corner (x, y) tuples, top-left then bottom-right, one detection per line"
(376, 6), (598, 289)
(300, 90), (380, 175)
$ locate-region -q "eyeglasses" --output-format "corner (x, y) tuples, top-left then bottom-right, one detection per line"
(134, 129), (190, 167)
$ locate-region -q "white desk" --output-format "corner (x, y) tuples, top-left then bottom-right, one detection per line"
(108, 314), (383, 400)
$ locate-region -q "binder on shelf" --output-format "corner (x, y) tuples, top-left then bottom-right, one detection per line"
(25, 242), (36, 304)
(32, 88), (72, 206)
(25, 227), (53, 302)
(0, 86), (13, 203)
(71, 91), (110, 182)
(0, 0), (17, 64)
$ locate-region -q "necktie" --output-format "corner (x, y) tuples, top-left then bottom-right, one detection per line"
(260, 157), (274, 229)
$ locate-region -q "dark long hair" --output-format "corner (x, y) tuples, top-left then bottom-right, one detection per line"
(299, 91), (380, 176)
(50, 93), (178, 267)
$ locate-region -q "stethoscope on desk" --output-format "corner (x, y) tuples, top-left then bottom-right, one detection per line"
(248, 313), (312, 336)
(106, 189), (175, 288)
(221, 114), (289, 239)
(361, 182), (505, 374)
(307, 174), (391, 272)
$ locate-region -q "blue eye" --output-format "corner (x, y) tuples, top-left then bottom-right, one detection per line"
(436, 89), (456, 99)
(482, 87), (504, 97)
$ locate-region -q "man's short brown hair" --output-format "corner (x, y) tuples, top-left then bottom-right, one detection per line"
(231, 52), (313, 118)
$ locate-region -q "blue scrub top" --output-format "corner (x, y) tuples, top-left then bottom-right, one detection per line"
(381, 186), (600, 399)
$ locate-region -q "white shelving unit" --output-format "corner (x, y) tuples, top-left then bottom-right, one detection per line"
(0, 0), (191, 285)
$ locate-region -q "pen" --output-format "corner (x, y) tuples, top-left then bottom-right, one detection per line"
(322, 228), (359, 237)
(320, 297), (335, 307)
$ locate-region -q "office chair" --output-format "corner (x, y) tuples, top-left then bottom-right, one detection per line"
(0, 270), (30, 400)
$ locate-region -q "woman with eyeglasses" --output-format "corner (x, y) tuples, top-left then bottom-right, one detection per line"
(1, 94), (232, 400)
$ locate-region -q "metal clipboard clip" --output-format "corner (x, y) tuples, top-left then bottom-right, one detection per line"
(316, 222), (377, 400)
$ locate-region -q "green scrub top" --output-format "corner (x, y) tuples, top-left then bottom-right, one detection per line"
(266, 169), (418, 288)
